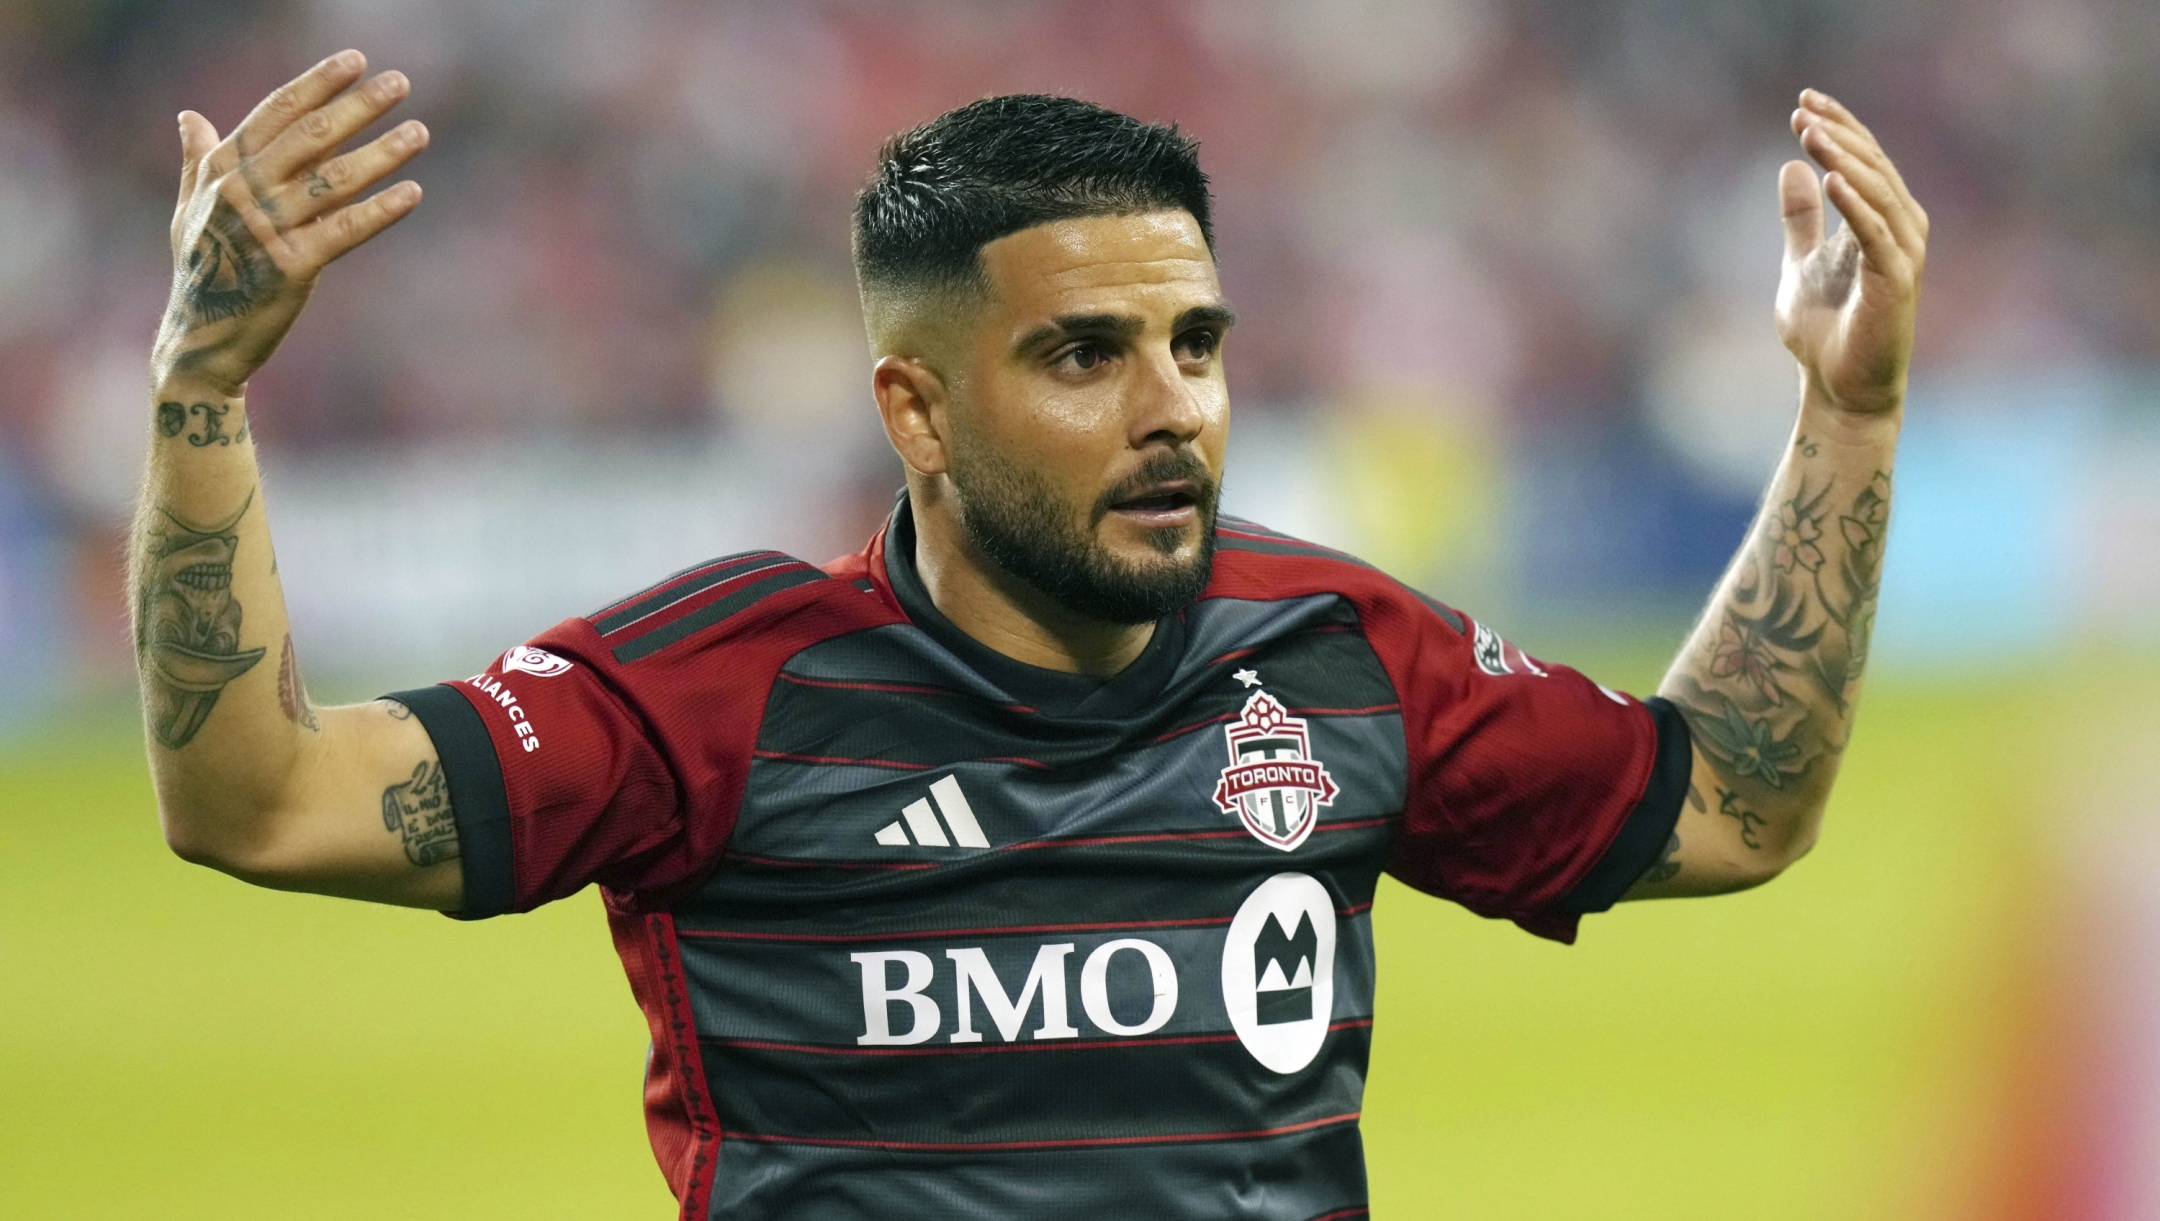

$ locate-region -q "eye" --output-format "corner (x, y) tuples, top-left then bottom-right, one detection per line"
(1175, 330), (1219, 362)
(1056, 342), (1109, 373)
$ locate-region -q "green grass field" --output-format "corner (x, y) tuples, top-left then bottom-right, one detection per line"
(0, 657), (2085, 1220)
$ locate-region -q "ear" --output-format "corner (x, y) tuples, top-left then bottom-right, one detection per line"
(872, 355), (950, 476)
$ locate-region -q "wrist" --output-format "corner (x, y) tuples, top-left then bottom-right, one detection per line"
(1798, 380), (1902, 450)
(151, 376), (244, 407)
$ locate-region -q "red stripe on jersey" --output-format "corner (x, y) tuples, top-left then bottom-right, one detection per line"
(609, 907), (721, 1220)
(678, 906), (1372, 945)
(776, 672), (1038, 714)
(1007, 817), (1394, 851)
(725, 852), (937, 872)
(1151, 704), (1400, 747)
(721, 1032), (1245, 1057)
(678, 914), (1238, 944)
(752, 749), (932, 771)
(721, 1108), (1362, 1152)
(714, 1020), (1375, 1060)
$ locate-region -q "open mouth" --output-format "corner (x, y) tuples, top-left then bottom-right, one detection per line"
(1107, 481), (1203, 525)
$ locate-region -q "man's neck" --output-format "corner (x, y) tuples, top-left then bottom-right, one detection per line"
(909, 495), (1155, 678)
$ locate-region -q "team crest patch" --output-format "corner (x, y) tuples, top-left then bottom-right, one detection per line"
(1213, 691), (1340, 852)
(1470, 620), (1549, 678)
(502, 645), (574, 678)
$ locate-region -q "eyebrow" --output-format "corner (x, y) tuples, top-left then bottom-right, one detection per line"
(1012, 303), (1238, 358)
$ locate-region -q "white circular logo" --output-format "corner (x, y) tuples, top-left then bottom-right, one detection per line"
(502, 645), (574, 678)
(1220, 872), (1337, 1074)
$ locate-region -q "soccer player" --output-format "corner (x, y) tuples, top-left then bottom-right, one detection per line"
(137, 50), (1925, 1219)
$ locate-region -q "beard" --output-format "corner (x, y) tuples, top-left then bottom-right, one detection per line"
(946, 441), (1219, 626)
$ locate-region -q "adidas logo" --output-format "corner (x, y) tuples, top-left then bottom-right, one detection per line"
(874, 775), (988, 848)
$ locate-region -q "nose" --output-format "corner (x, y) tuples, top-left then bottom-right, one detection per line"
(1126, 341), (1212, 451)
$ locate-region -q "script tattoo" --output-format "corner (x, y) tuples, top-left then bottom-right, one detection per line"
(190, 401), (237, 446)
(276, 634), (319, 731)
(135, 493), (267, 749)
(1717, 788), (1766, 851)
(1671, 458), (1893, 832)
(382, 760), (459, 866)
(157, 401), (187, 437)
(178, 209), (278, 323)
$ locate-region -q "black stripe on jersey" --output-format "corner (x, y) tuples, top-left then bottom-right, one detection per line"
(383, 684), (513, 920)
(591, 550), (788, 635)
(1216, 514), (1298, 541)
(698, 1023), (1372, 1147)
(1214, 532), (1371, 565)
(705, 1124), (1369, 1221)
(1409, 588), (1467, 635)
(611, 564), (830, 663)
(755, 619), (1397, 769)
(1561, 695), (1694, 913)
(674, 824), (1393, 937)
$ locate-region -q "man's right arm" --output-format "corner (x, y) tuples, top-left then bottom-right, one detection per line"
(134, 51), (456, 908)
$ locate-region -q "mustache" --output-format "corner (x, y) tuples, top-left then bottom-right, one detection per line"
(1090, 450), (1221, 525)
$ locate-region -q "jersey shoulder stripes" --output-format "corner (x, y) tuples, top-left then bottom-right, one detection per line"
(391, 547), (903, 917)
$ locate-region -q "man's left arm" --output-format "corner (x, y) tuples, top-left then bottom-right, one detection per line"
(1628, 90), (1927, 899)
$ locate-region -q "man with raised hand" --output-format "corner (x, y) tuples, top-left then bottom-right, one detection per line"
(139, 50), (1924, 1220)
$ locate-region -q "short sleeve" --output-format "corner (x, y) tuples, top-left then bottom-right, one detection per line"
(1376, 593), (1691, 943)
(387, 633), (688, 919)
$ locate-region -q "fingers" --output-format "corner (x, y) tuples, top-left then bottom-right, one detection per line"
(175, 111), (220, 208)
(265, 120), (429, 225)
(287, 181), (424, 268)
(231, 49), (367, 157)
(1798, 122), (1922, 261)
(1793, 101), (1921, 222)
(1821, 171), (1904, 279)
(1778, 159), (1824, 264)
(1791, 89), (1929, 250)
(252, 69), (412, 184)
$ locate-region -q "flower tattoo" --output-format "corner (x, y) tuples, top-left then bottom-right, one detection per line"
(1709, 616), (1784, 706)
(1771, 500), (1826, 573)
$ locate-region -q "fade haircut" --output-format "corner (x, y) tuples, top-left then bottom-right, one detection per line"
(853, 94), (1213, 306)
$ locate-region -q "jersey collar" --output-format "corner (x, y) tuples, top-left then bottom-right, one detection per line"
(878, 493), (1188, 720)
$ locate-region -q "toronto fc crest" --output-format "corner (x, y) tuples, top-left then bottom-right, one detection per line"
(1213, 691), (1340, 852)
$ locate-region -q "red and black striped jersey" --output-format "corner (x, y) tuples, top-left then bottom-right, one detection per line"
(390, 500), (1689, 1221)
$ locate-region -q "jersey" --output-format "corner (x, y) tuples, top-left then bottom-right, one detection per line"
(388, 500), (1690, 1221)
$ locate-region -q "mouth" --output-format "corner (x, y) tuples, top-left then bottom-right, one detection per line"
(1106, 480), (1202, 528)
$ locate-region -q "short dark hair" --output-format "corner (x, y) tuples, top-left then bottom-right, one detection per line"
(853, 94), (1213, 297)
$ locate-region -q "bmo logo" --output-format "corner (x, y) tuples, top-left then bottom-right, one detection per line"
(1221, 872), (1338, 1073)
(852, 940), (1177, 1046)
(847, 872), (1339, 1074)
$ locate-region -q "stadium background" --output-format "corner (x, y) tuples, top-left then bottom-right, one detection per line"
(3, 0), (2157, 1216)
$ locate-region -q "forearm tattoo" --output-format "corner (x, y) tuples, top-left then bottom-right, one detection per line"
(382, 760), (460, 867)
(134, 493), (267, 749)
(1669, 440), (1892, 839)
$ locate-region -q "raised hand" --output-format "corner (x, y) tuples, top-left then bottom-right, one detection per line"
(1775, 90), (1927, 418)
(152, 50), (426, 397)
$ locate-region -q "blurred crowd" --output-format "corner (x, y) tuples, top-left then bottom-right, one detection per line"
(0, 0), (2154, 694)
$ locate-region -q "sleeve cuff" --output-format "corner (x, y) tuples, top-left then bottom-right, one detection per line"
(385, 685), (516, 920)
(1558, 695), (1692, 915)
